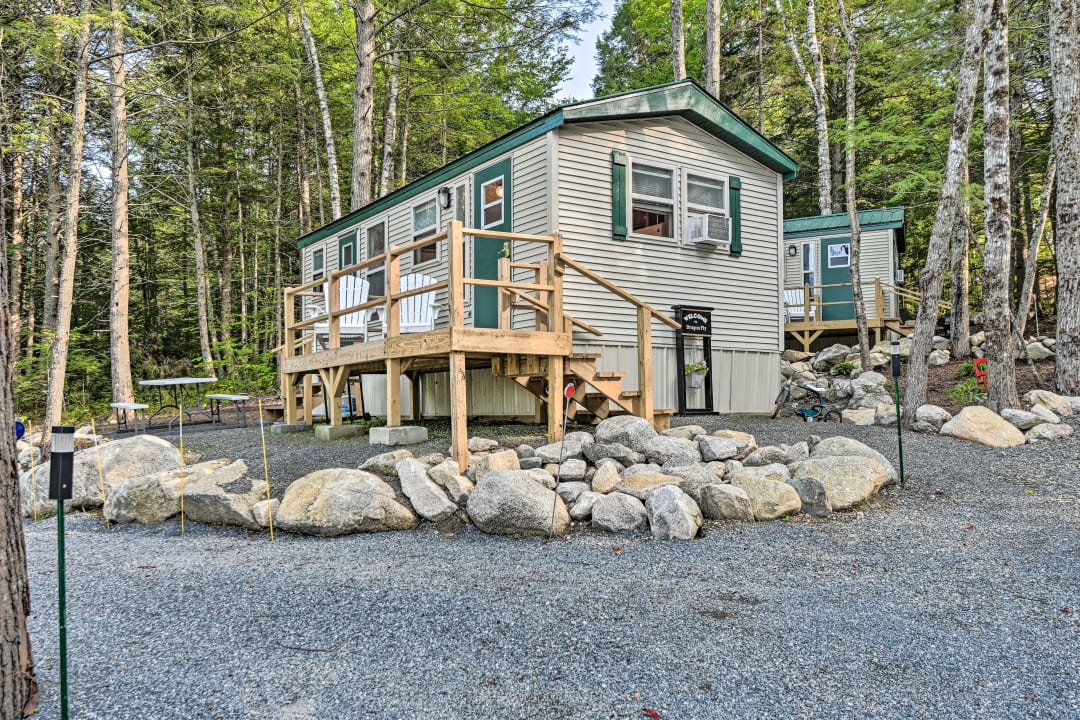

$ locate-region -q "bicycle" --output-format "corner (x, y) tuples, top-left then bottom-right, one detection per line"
(770, 380), (843, 422)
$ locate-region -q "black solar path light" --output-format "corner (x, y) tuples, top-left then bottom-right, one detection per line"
(49, 425), (75, 720)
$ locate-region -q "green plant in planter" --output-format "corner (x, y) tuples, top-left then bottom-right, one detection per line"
(684, 360), (709, 375)
(830, 360), (858, 376)
(948, 377), (987, 404)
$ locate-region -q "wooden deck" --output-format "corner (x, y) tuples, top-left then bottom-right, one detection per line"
(279, 221), (678, 470)
(783, 278), (918, 351)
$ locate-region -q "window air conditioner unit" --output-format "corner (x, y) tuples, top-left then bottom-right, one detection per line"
(687, 213), (730, 248)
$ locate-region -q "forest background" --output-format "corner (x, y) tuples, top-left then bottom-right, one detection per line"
(0, 0), (1069, 424)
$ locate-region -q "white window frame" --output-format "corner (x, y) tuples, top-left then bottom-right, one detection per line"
(480, 176), (505, 229)
(628, 159), (677, 241)
(338, 231), (357, 274)
(802, 241), (816, 295)
(311, 247), (324, 283)
(683, 171), (728, 245)
(828, 242), (851, 269)
(412, 197), (439, 265)
(453, 183), (467, 224)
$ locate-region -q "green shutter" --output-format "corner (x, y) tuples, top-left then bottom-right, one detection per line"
(729, 176), (742, 257)
(612, 151), (627, 241)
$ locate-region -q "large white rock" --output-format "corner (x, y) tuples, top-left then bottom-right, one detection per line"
(696, 435), (741, 462)
(275, 469), (417, 536)
(359, 449), (414, 477)
(913, 404), (952, 433)
(1000, 408), (1041, 430)
(810, 436), (898, 484)
(744, 442), (808, 466)
(590, 492), (648, 533)
(535, 431), (595, 463)
(107, 459), (239, 524)
(661, 425), (707, 440)
(396, 458), (457, 522)
(642, 435), (701, 467)
(646, 485), (702, 540)
(477, 449), (521, 476)
(726, 474), (801, 521)
(253, 498), (279, 528)
(21, 434), (181, 518)
(842, 407), (876, 426)
(727, 463), (790, 484)
(927, 349), (951, 367)
(939, 406), (1026, 448)
(569, 491), (601, 521)
(849, 371), (892, 409)
(466, 470), (569, 536)
(1024, 342), (1055, 361)
(790, 456), (889, 511)
(614, 471), (684, 501)
(1024, 390), (1074, 417)
(467, 437), (500, 452)
(707, 430), (758, 459)
(594, 415), (657, 453)
(583, 442), (645, 467)
(180, 463), (262, 530)
(590, 461), (621, 494)
(1025, 423), (1074, 441)
(1030, 404), (1061, 425)
(698, 483), (754, 521)
(813, 343), (852, 371)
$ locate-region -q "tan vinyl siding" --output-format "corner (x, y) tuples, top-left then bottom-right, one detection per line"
(556, 118), (782, 353)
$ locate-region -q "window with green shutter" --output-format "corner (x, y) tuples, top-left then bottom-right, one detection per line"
(728, 176), (742, 257)
(611, 151), (627, 241)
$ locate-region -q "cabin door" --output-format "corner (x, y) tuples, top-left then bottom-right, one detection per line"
(820, 236), (854, 321)
(473, 158), (512, 328)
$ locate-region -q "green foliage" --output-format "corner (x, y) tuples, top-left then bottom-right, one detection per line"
(948, 377), (987, 405)
(830, 361), (858, 376)
(954, 360), (975, 379)
(684, 360), (709, 374)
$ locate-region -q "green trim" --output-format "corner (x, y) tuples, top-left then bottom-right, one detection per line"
(473, 158), (513, 328)
(298, 112), (564, 249)
(338, 231), (357, 268)
(611, 151), (627, 241)
(783, 207), (905, 239)
(298, 79), (796, 249)
(728, 176), (742, 257)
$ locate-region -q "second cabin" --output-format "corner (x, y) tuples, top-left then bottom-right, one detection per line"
(286, 80), (797, 436)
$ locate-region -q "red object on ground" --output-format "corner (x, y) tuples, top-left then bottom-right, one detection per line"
(973, 357), (988, 391)
(643, 710), (661, 719)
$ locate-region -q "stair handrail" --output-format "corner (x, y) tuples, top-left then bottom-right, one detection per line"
(556, 252), (680, 422)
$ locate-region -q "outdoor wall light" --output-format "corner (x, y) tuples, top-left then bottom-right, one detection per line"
(437, 186), (452, 209)
(787, 244), (798, 257)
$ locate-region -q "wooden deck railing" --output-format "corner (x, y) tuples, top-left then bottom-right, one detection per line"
(783, 278), (893, 324)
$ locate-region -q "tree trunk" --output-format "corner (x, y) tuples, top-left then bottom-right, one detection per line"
(776, 0), (832, 215)
(672, 0), (686, 81)
(757, 0), (765, 132)
(950, 165), (972, 358)
(294, 80), (312, 234)
(219, 176), (234, 370)
(398, 77), (411, 185)
(44, 0), (92, 440)
(351, 0), (376, 210)
(1015, 152), (1056, 337)
(273, 135), (284, 351)
(903, 0), (990, 424)
(297, 0), (342, 220)
(186, 47), (216, 376)
(7, 151), (23, 362)
(109, 0), (135, 421)
(706, 0), (720, 96)
(981, 0), (1017, 412)
(41, 126), (62, 332)
(379, 24), (402, 198)
(0, 156), (38, 720)
(838, 0), (870, 367)
(1051, 0), (1080, 395)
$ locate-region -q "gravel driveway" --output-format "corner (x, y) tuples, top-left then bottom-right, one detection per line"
(23, 415), (1080, 719)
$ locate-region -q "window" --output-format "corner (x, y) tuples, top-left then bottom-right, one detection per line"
(481, 177), (504, 228)
(454, 184), (466, 223)
(802, 242), (815, 294)
(366, 222), (386, 296)
(828, 242), (850, 268)
(412, 199), (438, 264)
(312, 248), (324, 284)
(631, 164), (674, 238)
(685, 173), (727, 245)
(338, 232), (357, 273)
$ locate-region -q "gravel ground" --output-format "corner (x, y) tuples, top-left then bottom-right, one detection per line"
(23, 414), (1080, 720)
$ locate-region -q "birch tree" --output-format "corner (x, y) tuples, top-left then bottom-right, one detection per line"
(981, 0), (1017, 412)
(1050, 0), (1079, 394)
(706, 0), (720, 95)
(109, 0), (135, 418)
(379, 20), (403, 198)
(296, 0), (342, 220)
(671, 0), (686, 80)
(950, 167), (972, 358)
(1014, 153), (1055, 337)
(903, 0), (991, 424)
(351, 0), (376, 210)
(44, 0), (92, 438)
(186, 46), (216, 376)
(776, 0), (833, 215)
(837, 0), (869, 366)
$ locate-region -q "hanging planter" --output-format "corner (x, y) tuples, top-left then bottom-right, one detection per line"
(685, 360), (708, 389)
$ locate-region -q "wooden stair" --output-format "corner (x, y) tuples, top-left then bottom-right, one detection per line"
(493, 352), (673, 430)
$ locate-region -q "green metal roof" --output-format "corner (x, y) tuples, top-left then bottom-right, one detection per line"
(783, 207), (906, 237)
(297, 79), (797, 249)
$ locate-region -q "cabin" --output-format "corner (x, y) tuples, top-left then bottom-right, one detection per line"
(281, 80), (797, 466)
(781, 207), (913, 351)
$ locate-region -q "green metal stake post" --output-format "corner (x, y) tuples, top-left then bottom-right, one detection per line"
(49, 426), (75, 720)
(891, 341), (905, 485)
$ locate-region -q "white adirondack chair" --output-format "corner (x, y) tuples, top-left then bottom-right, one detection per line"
(312, 275), (370, 346)
(398, 273), (439, 334)
(784, 288), (816, 323)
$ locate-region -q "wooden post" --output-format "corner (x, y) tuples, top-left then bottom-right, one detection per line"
(637, 306), (654, 425)
(549, 232), (564, 333)
(547, 354), (564, 443)
(386, 358), (401, 426)
(302, 374), (314, 425)
(283, 373), (298, 424)
(874, 278), (885, 320)
(449, 351), (468, 472)
(448, 221), (465, 330)
(409, 372), (421, 421)
(498, 257), (511, 330)
(386, 248), (401, 338)
(328, 273), (340, 348)
(803, 282), (811, 327)
(536, 260), (549, 331)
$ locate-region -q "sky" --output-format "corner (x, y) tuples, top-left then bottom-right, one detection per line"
(557, 0), (617, 101)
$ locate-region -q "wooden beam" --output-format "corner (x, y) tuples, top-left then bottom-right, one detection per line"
(547, 354), (564, 443)
(386, 245), (401, 338)
(449, 351), (468, 472)
(498, 257), (512, 330)
(637, 305), (654, 424)
(283, 373), (298, 424)
(557, 253), (680, 329)
(409, 372), (421, 421)
(386, 358), (402, 426)
(302, 374), (314, 425)
(448, 221), (465, 330)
